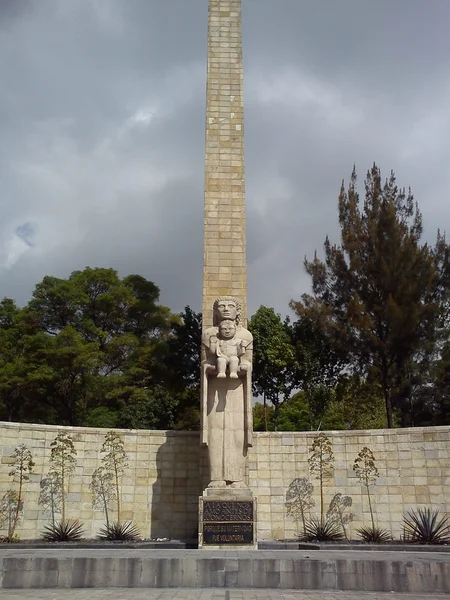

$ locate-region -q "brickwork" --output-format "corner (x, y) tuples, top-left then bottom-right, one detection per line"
(249, 427), (450, 540)
(1, 421), (450, 541)
(202, 0), (247, 327)
(0, 423), (200, 540)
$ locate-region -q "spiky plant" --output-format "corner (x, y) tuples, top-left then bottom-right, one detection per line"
(357, 525), (392, 543)
(402, 508), (450, 545)
(41, 519), (84, 542)
(97, 521), (141, 541)
(298, 517), (344, 542)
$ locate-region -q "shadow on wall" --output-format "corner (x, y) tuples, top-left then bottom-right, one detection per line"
(151, 432), (201, 541)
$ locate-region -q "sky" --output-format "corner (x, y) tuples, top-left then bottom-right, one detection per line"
(1, 0), (449, 318)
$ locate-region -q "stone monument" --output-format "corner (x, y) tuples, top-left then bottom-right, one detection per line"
(198, 0), (257, 548)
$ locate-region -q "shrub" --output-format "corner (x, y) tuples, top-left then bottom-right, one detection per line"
(402, 508), (450, 545)
(97, 521), (141, 541)
(41, 519), (84, 542)
(298, 517), (344, 542)
(357, 525), (391, 543)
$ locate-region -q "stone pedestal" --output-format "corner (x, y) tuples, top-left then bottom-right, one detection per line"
(198, 488), (257, 549)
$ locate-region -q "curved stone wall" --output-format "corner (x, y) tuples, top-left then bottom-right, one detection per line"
(0, 421), (449, 540)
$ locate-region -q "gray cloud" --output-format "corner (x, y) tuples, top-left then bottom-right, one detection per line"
(0, 0), (449, 318)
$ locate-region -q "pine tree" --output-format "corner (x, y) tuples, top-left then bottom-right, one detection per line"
(291, 164), (450, 427)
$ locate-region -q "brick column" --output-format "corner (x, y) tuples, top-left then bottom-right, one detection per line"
(202, 0), (247, 328)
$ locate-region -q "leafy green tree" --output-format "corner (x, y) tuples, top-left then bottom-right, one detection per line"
(49, 432), (77, 521)
(291, 165), (450, 428)
(165, 306), (202, 430)
(0, 267), (179, 428)
(291, 316), (346, 429)
(249, 306), (298, 431)
(308, 433), (334, 526)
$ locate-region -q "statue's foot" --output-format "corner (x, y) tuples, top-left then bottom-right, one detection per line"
(229, 480), (247, 489)
(229, 372), (239, 379)
(217, 372), (226, 379)
(208, 480), (226, 488)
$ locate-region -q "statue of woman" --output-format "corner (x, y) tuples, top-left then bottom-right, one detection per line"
(201, 297), (253, 489)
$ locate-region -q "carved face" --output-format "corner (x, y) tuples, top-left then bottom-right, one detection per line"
(216, 300), (237, 322)
(219, 320), (236, 339)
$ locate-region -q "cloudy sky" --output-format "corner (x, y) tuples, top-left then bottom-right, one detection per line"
(1, 0), (449, 317)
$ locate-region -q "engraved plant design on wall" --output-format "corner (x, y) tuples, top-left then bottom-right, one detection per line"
(285, 477), (315, 536)
(0, 444), (34, 541)
(326, 493), (353, 540)
(308, 433), (334, 526)
(38, 471), (63, 527)
(99, 431), (128, 525)
(91, 466), (115, 527)
(353, 446), (391, 542)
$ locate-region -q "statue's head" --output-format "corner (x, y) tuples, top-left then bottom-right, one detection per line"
(213, 296), (241, 326)
(218, 319), (236, 339)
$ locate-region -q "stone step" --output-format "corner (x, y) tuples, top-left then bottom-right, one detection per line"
(1, 549), (449, 592)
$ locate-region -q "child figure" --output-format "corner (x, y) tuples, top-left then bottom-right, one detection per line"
(209, 319), (248, 379)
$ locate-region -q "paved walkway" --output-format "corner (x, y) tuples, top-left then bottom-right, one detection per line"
(0, 590), (447, 599)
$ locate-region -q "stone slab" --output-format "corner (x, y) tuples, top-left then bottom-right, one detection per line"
(1, 590), (449, 600)
(1, 548), (449, 592)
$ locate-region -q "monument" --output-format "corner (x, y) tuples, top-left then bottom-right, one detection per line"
(198, 0), (257, 548)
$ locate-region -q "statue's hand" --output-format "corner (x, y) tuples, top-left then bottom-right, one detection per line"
(210, 335), (218, 343)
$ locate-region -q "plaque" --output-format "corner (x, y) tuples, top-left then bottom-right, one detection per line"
(203, 500), (253, 522)
(202, 500), (254, 545)
(203, 522), (253, 544)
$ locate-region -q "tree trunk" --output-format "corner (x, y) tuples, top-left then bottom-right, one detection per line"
(382, 381), (393, 428)
(263, 392), (268, 432)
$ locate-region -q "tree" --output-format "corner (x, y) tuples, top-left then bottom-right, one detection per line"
(165, 306), (202, 430)
(3, 267), (180, 427)
(291, 165), (450, 428)
(291, 315), (346, 429)
(100, 431), (127, 524)
(49, 432), (77, 522)
(249, 306), (298, 431)
(308, 433), (334, 526)
(285, 478), (315, 535)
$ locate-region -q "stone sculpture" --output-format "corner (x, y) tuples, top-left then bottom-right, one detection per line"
(201, 296), (253, 488)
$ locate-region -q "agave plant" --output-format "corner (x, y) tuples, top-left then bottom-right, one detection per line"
(298, 518), (344, 542)
(41, 519), (84, 542)
(402, 508), (450, 545)
(357, 525), (391, 543)
(97, 520), (141, 541)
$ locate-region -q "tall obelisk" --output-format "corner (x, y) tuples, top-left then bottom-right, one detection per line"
(199, 0), (256, 549)
(202, 0), (247, 328)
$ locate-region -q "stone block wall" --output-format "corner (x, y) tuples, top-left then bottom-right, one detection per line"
(249, 427), (450, 540)
(0, 423), (200, 540)
(0, 421), (449, 540)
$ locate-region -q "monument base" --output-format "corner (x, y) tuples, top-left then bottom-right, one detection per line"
(198, 488), (257, 549)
